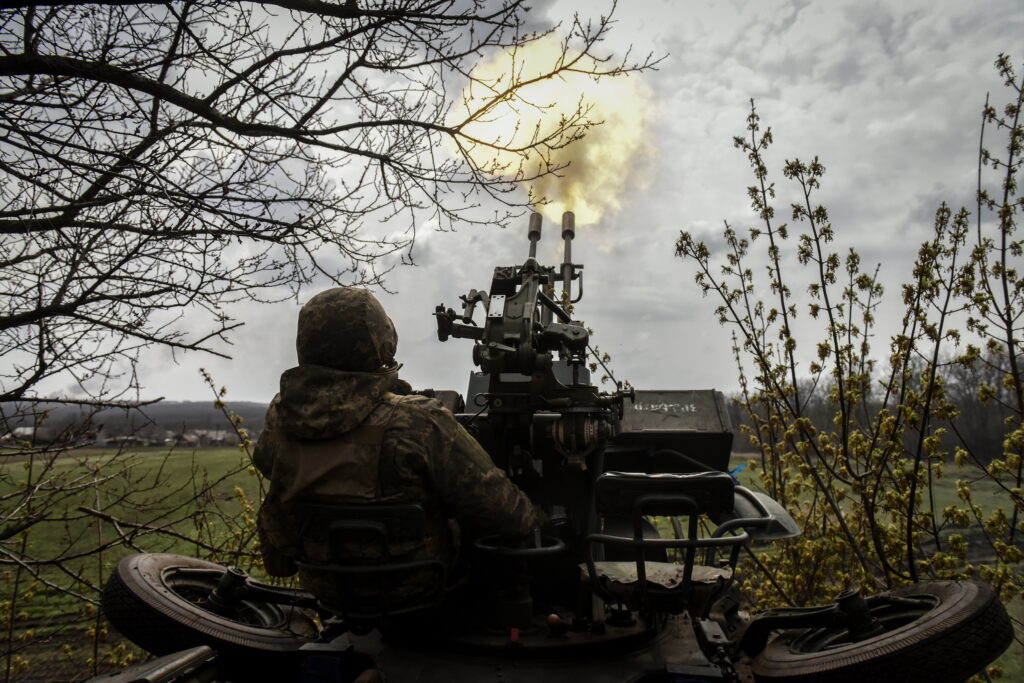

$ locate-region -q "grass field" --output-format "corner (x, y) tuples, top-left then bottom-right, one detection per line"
(0, 446), (261, 680)
(0, 447), (1020, 680)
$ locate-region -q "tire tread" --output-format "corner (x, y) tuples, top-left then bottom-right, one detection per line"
(102, 553), (316, 675)
(752, 581), (1013, 683)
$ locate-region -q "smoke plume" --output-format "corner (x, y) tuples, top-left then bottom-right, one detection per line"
(453, 35), (653, 226)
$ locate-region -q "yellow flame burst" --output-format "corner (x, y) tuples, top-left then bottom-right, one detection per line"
(452, 35), (652, 227)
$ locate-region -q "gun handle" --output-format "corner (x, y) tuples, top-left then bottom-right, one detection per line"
(434, 305), (454, 341)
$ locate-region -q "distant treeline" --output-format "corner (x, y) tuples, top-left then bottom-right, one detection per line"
(2, 400), (269, 443)
(725, 355), (1016, 465)
(7, 368), (1011, 463)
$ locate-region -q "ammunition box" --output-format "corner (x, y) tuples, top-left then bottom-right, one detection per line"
(607, 390), (734, 473)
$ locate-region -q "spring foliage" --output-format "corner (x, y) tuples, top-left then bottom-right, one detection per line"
(676, 55), (1023, 618)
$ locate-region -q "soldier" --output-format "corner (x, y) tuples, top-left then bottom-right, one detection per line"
(254, 287), (542, 610)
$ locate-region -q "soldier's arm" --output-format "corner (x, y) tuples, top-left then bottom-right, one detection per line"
(252, 396), (281, 477)
(258, 511), (298, 577)
(427, 408), (542, 537)
(252, 397), (297, 576)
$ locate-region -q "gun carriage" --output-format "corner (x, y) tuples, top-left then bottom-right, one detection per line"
(96, 214), (1013, 683)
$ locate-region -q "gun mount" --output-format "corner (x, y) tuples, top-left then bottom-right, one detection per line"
(434, 211), (633, 473)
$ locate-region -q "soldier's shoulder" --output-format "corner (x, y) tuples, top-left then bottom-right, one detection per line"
(387, 394), (457, 427)
(390, 393), (449, 414)
(261, 394), (283, 429)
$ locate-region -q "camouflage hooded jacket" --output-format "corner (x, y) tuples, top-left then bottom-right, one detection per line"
(254, 363), (542, 605)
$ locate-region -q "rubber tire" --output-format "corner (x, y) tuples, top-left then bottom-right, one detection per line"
(751, 580), (1013, 683)
(102, 553), (318, 670)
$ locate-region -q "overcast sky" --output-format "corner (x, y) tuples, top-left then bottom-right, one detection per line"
(135, 0), (1024, 404)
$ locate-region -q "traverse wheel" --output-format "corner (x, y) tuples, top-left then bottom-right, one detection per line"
(102, 553), (319, 670)
(751, 580), (1012, 683)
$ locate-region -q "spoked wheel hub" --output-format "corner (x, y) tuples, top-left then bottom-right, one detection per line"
(788, 592), (938, 653)
(159, 565), (293, 629)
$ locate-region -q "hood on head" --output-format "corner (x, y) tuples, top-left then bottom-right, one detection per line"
(296, 288), (397, 372)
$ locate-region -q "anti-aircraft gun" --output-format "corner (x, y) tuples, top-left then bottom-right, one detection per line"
(95, 212), (1015, 683)
(432, 212), (736, 534)
(433, 212), (631, 511)
(418, 212), (777, 677)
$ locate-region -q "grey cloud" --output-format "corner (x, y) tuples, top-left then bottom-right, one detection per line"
(122, 0), (1024, 402)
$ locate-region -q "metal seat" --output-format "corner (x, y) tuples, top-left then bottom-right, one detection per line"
(293, 502), (447, 623)
(582, 471), (745, 617)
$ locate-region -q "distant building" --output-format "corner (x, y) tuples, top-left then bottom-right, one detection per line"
(194, 429), (236, 447)
(163, 429), (236, 447)
(100, 435), (147, 447)
(12, 426), (35, 440)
